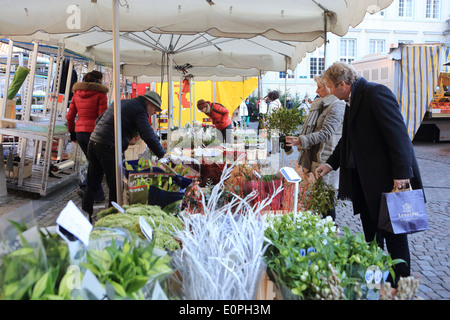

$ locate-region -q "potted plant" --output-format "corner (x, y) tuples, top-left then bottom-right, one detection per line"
(262, 107), (305, 153)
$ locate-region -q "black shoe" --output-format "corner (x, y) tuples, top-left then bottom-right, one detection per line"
(77, 189), (84, 198)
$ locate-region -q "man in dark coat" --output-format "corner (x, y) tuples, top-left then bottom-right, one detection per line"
(315, 62), (424, 287)
(82, 91), (166, 221)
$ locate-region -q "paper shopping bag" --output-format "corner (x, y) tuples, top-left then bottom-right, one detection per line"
(378, 188), (429, 234)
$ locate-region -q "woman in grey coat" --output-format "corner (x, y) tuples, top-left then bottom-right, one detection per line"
(286, 74), (345, 218)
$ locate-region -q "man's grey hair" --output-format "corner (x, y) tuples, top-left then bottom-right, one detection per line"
(323, 62), (360, 87)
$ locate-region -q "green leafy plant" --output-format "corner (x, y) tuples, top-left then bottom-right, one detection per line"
(306, 176), (337, 218)
(0, 223), (72, 300)
(264, 212), (403, 300)
(262, 106), (305, 140)
(82, 238), (172, 300)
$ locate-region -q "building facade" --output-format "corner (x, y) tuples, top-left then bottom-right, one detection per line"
(260, 0), (450, 99)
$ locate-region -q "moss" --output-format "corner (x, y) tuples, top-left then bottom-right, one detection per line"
(93, 204), (183, 251)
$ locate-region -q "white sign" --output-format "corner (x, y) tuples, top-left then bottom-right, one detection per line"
(139, 216), (153, 241)
(56, 200), (93, 246)
(111, 201), (125, 214)
(279, 167), (302, 214)
(280, 167), (301, 182)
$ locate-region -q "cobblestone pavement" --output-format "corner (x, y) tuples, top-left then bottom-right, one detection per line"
(281, 138), (450, 300)
(1, 122), (449, 300)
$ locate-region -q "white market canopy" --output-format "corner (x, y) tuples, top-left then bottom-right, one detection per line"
(0, 0), (393, 42)
(0, 0), (393, 73)
(0, 0), (393, 205)
(7, 29), (321, 72)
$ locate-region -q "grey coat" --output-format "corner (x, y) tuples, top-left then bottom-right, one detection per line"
(297, 94), (346, 188)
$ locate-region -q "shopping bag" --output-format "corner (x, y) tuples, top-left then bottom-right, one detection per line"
(378, 188), (428, 234)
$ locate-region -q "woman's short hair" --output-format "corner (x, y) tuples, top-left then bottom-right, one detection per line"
(83, 70), (103, 83)
(267, 90), (280, 101)
(323, 62), (359, 87)
(314, 74), (327, 86)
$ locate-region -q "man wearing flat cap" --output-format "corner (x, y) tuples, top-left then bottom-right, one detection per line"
(82, 90), (166, 221)
(197, 99), (232, 143)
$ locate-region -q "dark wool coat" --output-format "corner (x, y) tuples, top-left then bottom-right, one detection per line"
(66, 82), (109, 133)
(90, 97), (165, 158)
(326, 77), (424, 220)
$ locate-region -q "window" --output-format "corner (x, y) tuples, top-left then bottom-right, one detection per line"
(369, 39), (386, 54)
(340, 38), (356, 63)
(398, 0), (413, 18)
(309, 57), (324, 79)
(279, 70), (295, 79)
(426, 0), (439, 19)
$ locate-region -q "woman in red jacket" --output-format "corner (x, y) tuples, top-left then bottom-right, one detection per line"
(66, 70), (108, 201)
(197, 99), (232, 143)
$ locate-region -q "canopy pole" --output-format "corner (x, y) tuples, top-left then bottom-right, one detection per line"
(192, 79), (196, 123)
(258, 71), (262, 99)
(323, 10), (328, 68)
(190, 77), (193, 124)
(284, 57), (288, 108)
(178, 73), (182, 128)
(168, 53), (173, 151)
(112, 0), (123, 205)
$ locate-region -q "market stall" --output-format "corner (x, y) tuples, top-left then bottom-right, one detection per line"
(1, 0), (418, 301)
(0, 41), (102, 195)
(0, 155), (422, 300)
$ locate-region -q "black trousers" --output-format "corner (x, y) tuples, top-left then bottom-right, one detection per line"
(351, 169), (411, 287)
(82, 141), (117, 216)
(76, 132), (104, 199)
(359, 210), (411, 287)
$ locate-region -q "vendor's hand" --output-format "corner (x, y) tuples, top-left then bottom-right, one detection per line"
(285, 136), (300, 147)
(315, 164), (331, 179)
(394, 179), (410, 190)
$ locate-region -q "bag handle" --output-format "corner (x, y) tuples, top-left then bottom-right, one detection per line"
(392, 184), (412, 193)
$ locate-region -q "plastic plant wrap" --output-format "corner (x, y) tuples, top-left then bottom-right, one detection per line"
(171, 156), (283, 300)
(0, 214), (73, 300)
(80, 229), (173, 300)
(264, 212), (405, 300)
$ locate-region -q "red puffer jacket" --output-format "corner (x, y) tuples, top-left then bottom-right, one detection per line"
(205, 102), (231, 130)
(66, 82), (109, 133)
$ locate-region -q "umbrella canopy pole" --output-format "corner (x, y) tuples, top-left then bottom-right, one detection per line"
(178, 73), (182, 128)
(324, 10), (328, 68)
(112, 0), (123, 205)
(168, 53), (173, 151)
(190, 78), (193, 124)
(192, 80), (196, 123)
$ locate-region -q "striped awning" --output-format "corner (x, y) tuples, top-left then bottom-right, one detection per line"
(397, 44), (450, 139)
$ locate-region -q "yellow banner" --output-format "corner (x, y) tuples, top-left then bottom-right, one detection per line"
(155, 78), (258, 128)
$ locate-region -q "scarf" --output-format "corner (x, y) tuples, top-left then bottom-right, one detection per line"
(297, 97), (325, 170)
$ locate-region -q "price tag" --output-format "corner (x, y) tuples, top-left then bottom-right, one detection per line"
(139, 216), (153, 241)
(279, 167), (302, 183)
(56, 200), (93, 246)
(111, 201), (125, 214)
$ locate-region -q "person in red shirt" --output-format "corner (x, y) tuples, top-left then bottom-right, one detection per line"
(66, 70), (108, 201)
(197, 99), (232, 143)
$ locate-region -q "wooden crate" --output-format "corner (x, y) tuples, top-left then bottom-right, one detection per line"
(255, 269), (279, 300)
(4, 160), (32, 179)
(0, 98), (17, 128)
